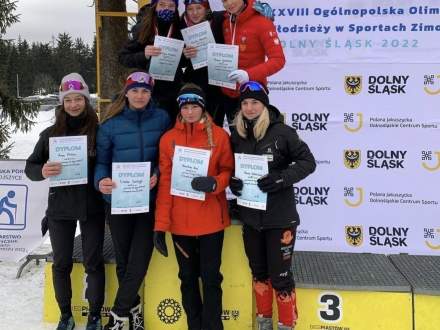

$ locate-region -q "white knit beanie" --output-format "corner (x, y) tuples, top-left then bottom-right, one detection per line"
(59, 73), (90, 104)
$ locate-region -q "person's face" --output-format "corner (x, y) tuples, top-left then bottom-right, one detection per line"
(156, 0), (176, 11)
(126, 88), (151, 110)
(186, 4), (207, 24)
(241, 98), (264, 120)
(180, 104), (203, 123)
(63, 94), (86, 117)
(222, 0), (245, 15)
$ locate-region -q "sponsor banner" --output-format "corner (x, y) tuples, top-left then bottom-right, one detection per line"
(270, 0), (440, 63)
(0, 160), (48, 262)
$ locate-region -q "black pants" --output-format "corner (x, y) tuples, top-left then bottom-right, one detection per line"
(48, 216), (105, 315)
(107, 206), (154, 316)
(242, 225), (297, 292)
(172, 231), (224, 330)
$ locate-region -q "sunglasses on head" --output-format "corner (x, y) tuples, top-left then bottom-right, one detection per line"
(59, 80), (85, 92)
(126, 72), (154, 87)
(239, 81), (268, 95)
(177, 93), (205, 108)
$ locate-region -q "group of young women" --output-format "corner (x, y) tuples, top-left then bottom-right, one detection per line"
(25, 1), (316, 330)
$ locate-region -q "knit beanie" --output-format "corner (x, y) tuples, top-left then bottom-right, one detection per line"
(177, 84), (206, 109)
(125, 72), (154, 92)
(59, 73), (90, 104)
(152, 0), (179, 6)
(239, 81), (269, 107)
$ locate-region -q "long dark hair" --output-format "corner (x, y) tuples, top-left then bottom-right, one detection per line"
(51, 99), (98, 155)
(138, 3), (180, 45)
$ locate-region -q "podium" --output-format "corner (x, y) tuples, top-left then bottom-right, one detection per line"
(390, 255), (440, 330)
(43, 228), (439, 330)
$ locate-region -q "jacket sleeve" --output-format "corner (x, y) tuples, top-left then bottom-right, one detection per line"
(280, 128), (316, 187)
(246, 18), (286, 82)
(94, 122), (113, 190)
(211, 130), (234, 195)
(25, 130), (49, 181)
(119, 35), (150, 69)
(154, 135), (173, 232)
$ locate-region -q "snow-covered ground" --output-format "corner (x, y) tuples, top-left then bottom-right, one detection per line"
(2, 109), (87, 330)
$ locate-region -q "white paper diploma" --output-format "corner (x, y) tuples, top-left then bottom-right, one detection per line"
(234, 153), (268, 210)
(171, 146), (211, 201)
(111, 162), (151, 214)
(181, 21), (216, 70)
(149, 36), (184, 81)
(49, 135), (88, 187)
(207, 43), (239, 90)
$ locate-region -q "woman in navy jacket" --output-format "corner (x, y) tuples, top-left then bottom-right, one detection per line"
(94, 71), (170, 330)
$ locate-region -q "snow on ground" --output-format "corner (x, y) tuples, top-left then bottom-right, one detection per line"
(2, 109), (87, 330)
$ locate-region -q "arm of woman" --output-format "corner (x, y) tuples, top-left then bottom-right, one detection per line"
(246, 17), (286, 83)
(94, 122), (113, 190)
(25, 129), (50, 181)
(154, 135), (173, 232)
(119, 37), (151, 69)
(211, 130), (234, 195)
(279, 127), (317, 186)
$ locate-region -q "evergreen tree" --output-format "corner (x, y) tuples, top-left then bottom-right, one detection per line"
(0, 0), (39, 159)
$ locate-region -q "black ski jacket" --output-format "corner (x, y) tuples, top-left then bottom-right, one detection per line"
(230, 105), (316, 229)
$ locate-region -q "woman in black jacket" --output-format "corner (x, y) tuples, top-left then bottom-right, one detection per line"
(25, 73), (105, 330)
(119, 0), (183, 121)
(229, 81), (316, 330)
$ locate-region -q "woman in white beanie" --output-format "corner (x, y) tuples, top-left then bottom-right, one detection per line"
(25, 73), (105, 330)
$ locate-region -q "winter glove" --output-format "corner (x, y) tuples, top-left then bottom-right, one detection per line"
(153, 231), (168, 257)
(191, 176), (217, 193)
(257, 173), (284, 193)
(253, 1), (274, 21)
(229, 176), (243, 197)
(228, 69), (249, 84)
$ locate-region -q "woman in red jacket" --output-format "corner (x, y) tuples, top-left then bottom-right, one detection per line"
(153, 83), (233, 330)
(221, 0), (285, 125)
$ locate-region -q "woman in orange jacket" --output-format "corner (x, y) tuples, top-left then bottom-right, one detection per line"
(154, 83), (234, 330)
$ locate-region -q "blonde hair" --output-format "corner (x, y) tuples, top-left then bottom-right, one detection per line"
(234, 107), (270, 141)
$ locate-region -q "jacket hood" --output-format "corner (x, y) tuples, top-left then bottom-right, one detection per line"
(267, 104), (284, 125)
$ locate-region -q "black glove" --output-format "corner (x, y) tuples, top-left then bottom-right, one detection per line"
(229, 176), (243, 196)
(153, 231), (168, 257)
(257, 173), (284, 193)
(191, 176), (217, 193)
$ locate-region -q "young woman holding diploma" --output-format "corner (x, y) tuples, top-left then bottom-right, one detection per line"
(25, 73), (105, 330)
(119, 0), (183, 121)
(220, 0), (285, 124)
(94, 71), (170, 330)
(229, 81), (316, 330)
(180, 0), (274, 126)
(153, 83), (233, 330)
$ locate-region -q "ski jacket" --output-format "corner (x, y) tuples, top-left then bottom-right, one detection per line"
(25, 125), (104, 222)
(222, 0), (285, 98)
(155, 116), (234, 236)
(230, 105), (316, 229)
(94, 103), (170, 204)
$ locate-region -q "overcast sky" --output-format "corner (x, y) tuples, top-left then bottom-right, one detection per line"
(5, 0), (137, 45)
(4, 1), (226, 45)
